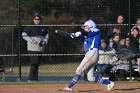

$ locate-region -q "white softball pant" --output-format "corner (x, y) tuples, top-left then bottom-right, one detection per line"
(76, 48), (99, 81)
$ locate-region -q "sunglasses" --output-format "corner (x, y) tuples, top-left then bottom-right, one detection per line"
(34, 18), (40, 20)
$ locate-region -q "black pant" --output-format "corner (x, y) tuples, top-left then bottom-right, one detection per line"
(116, 69), (128, 80)
(28, 51), (42, 81)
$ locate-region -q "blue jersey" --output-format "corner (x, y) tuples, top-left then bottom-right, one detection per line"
(76, 29), (101, 52)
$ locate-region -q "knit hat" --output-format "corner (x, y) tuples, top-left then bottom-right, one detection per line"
(33, 12), (41, 18)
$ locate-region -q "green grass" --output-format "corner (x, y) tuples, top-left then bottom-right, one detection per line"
(4, 62), (80, 77)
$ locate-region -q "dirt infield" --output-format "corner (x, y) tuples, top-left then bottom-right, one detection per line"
(0, 82), (140, 93)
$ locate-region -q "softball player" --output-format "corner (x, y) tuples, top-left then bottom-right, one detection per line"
(63, 20), (114, 92)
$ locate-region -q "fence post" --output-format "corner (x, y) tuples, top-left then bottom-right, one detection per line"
(128, 0), (133, 81)
(17, 0), (21, 81)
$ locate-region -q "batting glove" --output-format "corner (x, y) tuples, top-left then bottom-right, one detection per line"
(75, 32), (82, 37)
(70, 33), (75, 38)
(70, 32), (82, 38)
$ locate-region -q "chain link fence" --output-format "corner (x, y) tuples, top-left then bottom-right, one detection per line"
(0, 0), (140, 82)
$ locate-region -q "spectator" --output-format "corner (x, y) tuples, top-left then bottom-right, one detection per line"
(120, 35), (130, 49)
(112, 27), (125, 45)
(113, 36), (131, 81)
(22, 12), (49, 82)
(115, 15), (127, 35)
(131, 18), (140, 52)
(116, 27), (140, 80)
(109, 33), (121, 51)
(96, 39), (118, 76)
(130, 27), (140, 73)
(132, 18), (140, 73)
(117, 15), (124, 24)
(129, 27), (139, 54)
(107, 15), (127, 40)
(131, 17), (140, 31)
(112, 27), (121, 34)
